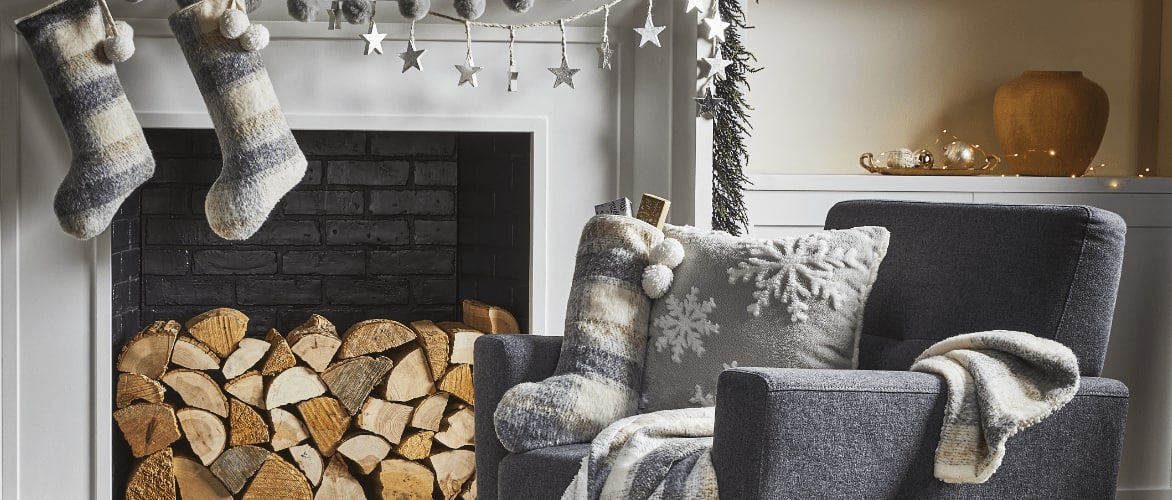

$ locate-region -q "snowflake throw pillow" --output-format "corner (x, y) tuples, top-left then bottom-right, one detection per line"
(639, 224), (890, 412)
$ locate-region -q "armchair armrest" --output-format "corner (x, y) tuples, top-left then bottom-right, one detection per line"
(712, 368), (1128, 500)
(473, 334), (564, 500)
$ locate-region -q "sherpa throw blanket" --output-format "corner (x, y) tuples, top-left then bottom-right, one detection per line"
(911, 330), (1081, 484)
(562, 408), (718, 500)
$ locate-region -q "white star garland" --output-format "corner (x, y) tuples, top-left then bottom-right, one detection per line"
(634, 0), (666, 48)
(398, 20), (426, 72)
(360, 5), (386, 56)
(548, 21), (580, 89)
(454, 21), (482, 87)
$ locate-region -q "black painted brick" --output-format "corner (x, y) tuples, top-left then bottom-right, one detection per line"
(369, 250), (455, 275)
(325, 220), (410, 245)
(204, 220), (321, 246)
(300, 161), (323, 186)
(293, 130), (367, 156)
(141, 188), (190, 215)
(325, 279), (410, 305)
(193, 250), (278, 275)
(283, 191), (364, 215)
(142, 249), (190, 275)
(191, 189), (208, 214)
(143, 278), (233, 305)
(238, 279), (322, 305)
(414, 161), (458, 186)
(191, 130), (222, 157)
(112, 249), (141, 281)
(497, 133), (532, 156)
(416, 278), (457, 304)
(151, 158), (220, 184)
(326, 160), (409, 185)
(369, 190), (455, 216)
(414, 220), (458, 245)
(143, 129), (193, 155)
(371, 132), (456, 158)
(283, 251), (365, 275)
(145, 218), (203, 245)
(458, 251), (495, 277)
(458, 190), (495, 216)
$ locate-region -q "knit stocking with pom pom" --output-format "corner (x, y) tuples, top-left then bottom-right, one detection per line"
(169, 0), (306, 240)
(16, 0), (154, 240)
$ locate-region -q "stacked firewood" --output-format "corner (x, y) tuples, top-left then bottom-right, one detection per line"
(114, 300), (520, 500)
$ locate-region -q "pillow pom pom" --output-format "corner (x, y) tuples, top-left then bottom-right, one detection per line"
(397, 0), (431, 20)
(238, 23), (270, 51)
(101, 21), (135, 63)
(650, 238), (684, 269)
(503, 0), (534, 13)
(454, 0), (485, 19)
(286, 0), (319, 22)
(220, 9), (250, 39)
(642, 264), (674, 299)
(341, 0), (374, 24)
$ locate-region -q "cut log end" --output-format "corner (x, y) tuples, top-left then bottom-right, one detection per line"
(117, 320), (180, 379)
(339, 319), (417, 358)
(114, 403), (182, 458)
(126, 448), (176, 500)
(377, 458), (435, 500)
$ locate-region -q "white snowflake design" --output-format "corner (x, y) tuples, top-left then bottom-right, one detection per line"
(689, 361), (738, 407)
(726, 234), (870, 322)
(653, 286), (720, 363)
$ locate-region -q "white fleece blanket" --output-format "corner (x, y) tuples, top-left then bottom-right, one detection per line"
(911, 330), (1081, 484)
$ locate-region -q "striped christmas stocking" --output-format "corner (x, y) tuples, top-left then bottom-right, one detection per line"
(16, 0), (154, 240)
(170, 0), (306, 240)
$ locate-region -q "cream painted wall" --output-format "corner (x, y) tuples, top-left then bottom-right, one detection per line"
(743, 0), (1162, 177)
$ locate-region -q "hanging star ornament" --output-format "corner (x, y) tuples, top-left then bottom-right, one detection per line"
(634, 14), (666, 48)
(327, 2), (342, 30)
(684, 0), (706, 15)
(455, 56), (483, 87)
(399, 41), (426, 72)
(696, 88), (723, 119)
(698, 55), (732, 80)
(549, 58), (580, 89)
(702, 15), (730, 43)
(361, 23), (386, 55)
(508, 64), (520, 92)
(597, 41), (613, 70)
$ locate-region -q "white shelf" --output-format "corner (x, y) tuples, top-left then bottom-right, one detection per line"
(747, 174), (1172, 194)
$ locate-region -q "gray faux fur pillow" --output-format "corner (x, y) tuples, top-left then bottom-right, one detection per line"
(639, 225), (890, 412)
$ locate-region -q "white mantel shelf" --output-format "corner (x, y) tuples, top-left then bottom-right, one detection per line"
(749, 173), (1172, 194)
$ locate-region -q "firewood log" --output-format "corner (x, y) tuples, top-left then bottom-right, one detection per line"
(114, 403), (182, 458)
(270, 407), (310, 451)
(173, 454), (232, 500)
(118, 320), (180, 379)
(437, 364), (474, 406)
(394, 430), (434, 460)
(209, 445), (269, 495)
(321, 356), (394, 415)
(287, 314), (342, 372)
(125, 447), (175, 500)
(266, 366), (327, 410)
(316, 454), (364, 500)
(222, 338), (270, 380)
(162, 369), (229, 417)
(429, 449), (476, 500)
(229, 398), (270, 447)
(176, 407), (227, 466)
(289, 443), (324, 487)
(224, 370), (264, 409)
(461, 299), (520, 334)
(337, 433), (391, 475)
(358, 397), (413, 445)
(410, 320), (450, 382)
(171, 336), (222, 371)
(260, 329), (297, 376)
(185, 308), (249, 358)
(116, 373), (166, 408)
(376, 458), (434, 500)
(297, 396), (351, 456)
(243, 454), (313, 500)
(410, 392), (449, 432)
(460, 472), (477, 500)
(434, 407), (475, 449)
(438, 323), (482, 366)
(383, 346), (435, 402)
(338, 319), (417, 359)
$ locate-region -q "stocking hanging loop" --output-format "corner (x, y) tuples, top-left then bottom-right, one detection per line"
(96, 0), (118, 37)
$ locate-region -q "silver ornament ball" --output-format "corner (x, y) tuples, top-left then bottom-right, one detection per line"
(914, 149), (935, 168)
(885, 148), (916, 169)
(943, 141), (977, 169)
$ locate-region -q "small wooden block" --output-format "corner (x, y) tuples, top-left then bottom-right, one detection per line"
(635, 193), (671, 230)
(594, 197), (633, 216)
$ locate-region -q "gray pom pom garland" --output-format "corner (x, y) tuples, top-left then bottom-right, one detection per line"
(503, 0), (534, 13)
(244, 0), (262, 12)
(239, 23), (270, 51)
(454, 0), (485, 20)
(286, 0), (320, 22)
(101, 21), (135, 63)
(397, 0), (431, 20)
(220, 8), (250, 39)
(341, 0), (374, 24)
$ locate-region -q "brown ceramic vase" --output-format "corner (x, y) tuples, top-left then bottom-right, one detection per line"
(992, 71), (1109, 176)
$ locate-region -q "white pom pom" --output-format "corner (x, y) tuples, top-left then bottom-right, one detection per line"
(650, 238), (684, 269)
(220, 9), (250, 40)
(642, 264), (674, 299)
(101, 21), (135, 63)
(238, 23), (270, 51)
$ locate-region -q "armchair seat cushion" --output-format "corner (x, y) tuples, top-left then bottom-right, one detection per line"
(498, 444), (589, 499)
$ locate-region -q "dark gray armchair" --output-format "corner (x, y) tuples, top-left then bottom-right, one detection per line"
(475, 200), (1129, 499)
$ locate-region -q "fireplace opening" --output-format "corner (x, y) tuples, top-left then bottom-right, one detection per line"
(109, 129), (532, 496)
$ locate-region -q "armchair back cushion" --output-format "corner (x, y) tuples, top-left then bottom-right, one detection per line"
(824, 200), (1126, 376)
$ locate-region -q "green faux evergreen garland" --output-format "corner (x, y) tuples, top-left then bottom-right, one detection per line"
(711, 0), (759, 235)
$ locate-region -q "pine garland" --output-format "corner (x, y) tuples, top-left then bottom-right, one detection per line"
(711, 0), (759, 235)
